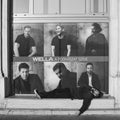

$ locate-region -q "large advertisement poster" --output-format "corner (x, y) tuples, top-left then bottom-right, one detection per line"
(12, 22), (109, 95)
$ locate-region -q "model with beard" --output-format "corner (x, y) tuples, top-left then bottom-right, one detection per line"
(85, 23), (108, 56)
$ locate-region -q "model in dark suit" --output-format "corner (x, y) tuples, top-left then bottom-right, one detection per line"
(78, 72), (100, 90)
(14, 63), (44, 94)
(78, 62), (103, 98)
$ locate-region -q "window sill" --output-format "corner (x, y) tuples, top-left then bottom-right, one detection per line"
(0, 94), (117, 115)
(0, 94), (115, 111)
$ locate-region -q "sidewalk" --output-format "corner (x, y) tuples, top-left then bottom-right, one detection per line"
(0, 94), (118, 118)
(0, 115), (120, 120)
(0, 94), (117, 116)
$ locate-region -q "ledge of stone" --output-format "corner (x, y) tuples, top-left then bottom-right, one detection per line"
(0, 94), (115, 110)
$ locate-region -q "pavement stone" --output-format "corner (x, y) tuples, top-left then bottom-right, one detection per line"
(0, 115), (120, 120)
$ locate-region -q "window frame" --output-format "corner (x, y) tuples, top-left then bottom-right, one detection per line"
(1, 0), (111, 98)
(13, 0), (109, 16)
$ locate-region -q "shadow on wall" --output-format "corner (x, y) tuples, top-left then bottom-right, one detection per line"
(5, 77), (13, 97)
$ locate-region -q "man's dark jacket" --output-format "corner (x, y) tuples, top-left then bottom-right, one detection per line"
(78, 72), (101, 91)
(57, 70), (77, 92)
(14, 74), (44, 94)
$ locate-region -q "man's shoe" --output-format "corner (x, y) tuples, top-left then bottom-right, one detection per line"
(78, 111), (82, 116)
(78, 110), (82, 116)
(34, 89), (41, 99)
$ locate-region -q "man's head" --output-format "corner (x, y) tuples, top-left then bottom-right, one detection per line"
(91, 23), (102, 34)
(53, 63), (67, 79)
(86, 62), (94, 74)
(19, 63), (29, 80)
(23, 25), (31, 38)
(55, 24), (64, 36)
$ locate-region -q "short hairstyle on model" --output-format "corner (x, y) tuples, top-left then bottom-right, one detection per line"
(92, 23), (102, 33)
(53, 63), (66, 71)
(24, 25), (31, 30)
(18, 63), (29, 71)
(86, 62), (93, 67)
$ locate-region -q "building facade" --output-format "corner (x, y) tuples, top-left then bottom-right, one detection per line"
(0, 0), (120, 114)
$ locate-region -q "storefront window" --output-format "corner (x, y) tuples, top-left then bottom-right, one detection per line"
(12, 22), (109, 94)
(6, 0), (109, 96)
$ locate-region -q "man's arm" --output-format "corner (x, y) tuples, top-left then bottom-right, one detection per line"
(78, 73), (86, 87)
(28, 46), (37, 57)
(67, 45), (71, 56)
(29, 74), (44, 93)
(14, 43), (20, 57)
(93, 74), (101, 90)
(14, 79), (20, 94)
(85, 39), (88, 55)
(51, 45), (55, 56)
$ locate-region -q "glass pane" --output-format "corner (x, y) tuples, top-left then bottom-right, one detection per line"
(61, 0), (85, 14)
(33, 0), (59, 15)
(94, 0), (99, 13)
(34, 0), (44, 14)
(48, 0), (59, 14)
(93, 0), (107, 14)
(13, 0), (29, 13)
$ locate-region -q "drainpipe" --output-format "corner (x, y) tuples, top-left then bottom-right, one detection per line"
(0, 0), (5, 99)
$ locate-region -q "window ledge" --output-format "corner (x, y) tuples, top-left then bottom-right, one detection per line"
(0, 94), (114, 109)
(0, 94), (116, 115)
(13, 14), (109, 23)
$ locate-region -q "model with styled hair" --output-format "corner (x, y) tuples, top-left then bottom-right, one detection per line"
(14, 63), (43, 94)
(51, 24), (71, 56)
(85, 23), (108, 56)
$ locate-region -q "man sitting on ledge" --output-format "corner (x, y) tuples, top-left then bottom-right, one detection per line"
(34, 63), (101, 115)
(78, 62), (103, 99)
(14, 63), (44, 94)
